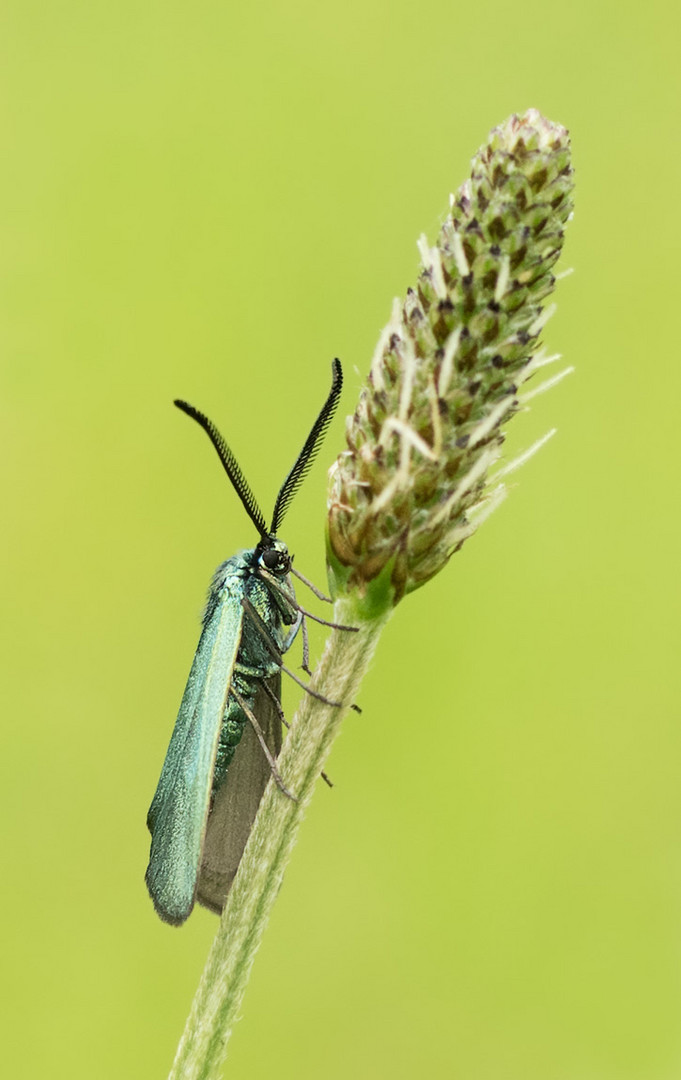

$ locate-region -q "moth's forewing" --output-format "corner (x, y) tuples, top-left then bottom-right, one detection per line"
(197, 673), (283, 914)
(145, 574), (243, 926)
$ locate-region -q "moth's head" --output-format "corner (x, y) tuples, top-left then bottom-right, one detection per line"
(256, 537), (291, 578)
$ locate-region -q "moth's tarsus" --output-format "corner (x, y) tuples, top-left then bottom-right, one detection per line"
(258, 567), (359, 632)
(295, 606), (359, 632)
(279, 660), (346, 709)
(259, 675), (334, 789)
(301, 613), (311, 675)
(290, 564), (333, 603)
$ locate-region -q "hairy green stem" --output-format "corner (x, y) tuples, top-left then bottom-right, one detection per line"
(168, 601), (389, 1080)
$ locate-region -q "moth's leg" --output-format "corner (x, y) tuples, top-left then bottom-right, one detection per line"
(301, 614), (312, 676)
(259, 675), (288, 726)
(293, 605), (359, 632)
(243, 596), (361, 712)
(258, 568), (358, 632)
(230, 686), (297, 802)
(259, 678), (334, 789)
(239, 595), (284, 666)
(288, 609), (304, 645)
(289, 565), (332, 603)
(279, 658), (355, 709)
(253, 568), (297, 620)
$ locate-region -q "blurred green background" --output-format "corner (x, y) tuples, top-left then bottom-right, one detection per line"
(1, 1), (679, 1077)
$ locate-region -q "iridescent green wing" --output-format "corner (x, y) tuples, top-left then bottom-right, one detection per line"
(197, 673), (283, 914)
(145, 577), (244, 926)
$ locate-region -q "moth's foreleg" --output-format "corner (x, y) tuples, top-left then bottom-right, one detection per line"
(289, 564), (332, 603)
(291, 605), (359, 633)
(258, 568), (358, 632)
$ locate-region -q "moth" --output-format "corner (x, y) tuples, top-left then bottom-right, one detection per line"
(146, 360), (343, 925)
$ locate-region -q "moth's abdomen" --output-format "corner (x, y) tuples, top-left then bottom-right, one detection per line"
(212, 663), (276, 797)
(212, 695), (248, 797)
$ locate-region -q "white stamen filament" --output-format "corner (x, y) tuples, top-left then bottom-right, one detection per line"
(469, 395), (516, 449)
(519, 366), (574, 405)
(417, 234), (448, 300)
(437, 326), (461, 398)
(427, 374), (443, 460)
(398, 337), (417, 422)
(381, 417), (438, 461)
(494, 255), (510, 303)
(528, 302), (557, 337)
(466, 483), (507, 527)
(524, 349), (562, 376)
(370, 297), (403, 391)
(451, 231), (470, 277)
(431, 445), (500, 526)
(489, 429), (556, 482)
(430, 247), (447, 300)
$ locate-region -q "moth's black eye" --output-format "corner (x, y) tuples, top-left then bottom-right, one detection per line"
(261, 548), (290, 575)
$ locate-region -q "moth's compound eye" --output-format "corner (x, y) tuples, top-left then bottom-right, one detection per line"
(261, 547), (290, 575)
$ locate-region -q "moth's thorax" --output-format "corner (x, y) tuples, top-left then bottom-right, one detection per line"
(205, 545), (298, 634)
(211, 540), (292, 582)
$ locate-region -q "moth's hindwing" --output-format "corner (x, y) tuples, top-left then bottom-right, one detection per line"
(197, 672), (283, 914)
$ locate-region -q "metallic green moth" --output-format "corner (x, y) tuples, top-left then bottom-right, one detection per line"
(146, 360), (342, 925)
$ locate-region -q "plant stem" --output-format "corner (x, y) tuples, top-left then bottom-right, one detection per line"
(168, 600), (390, 1080)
